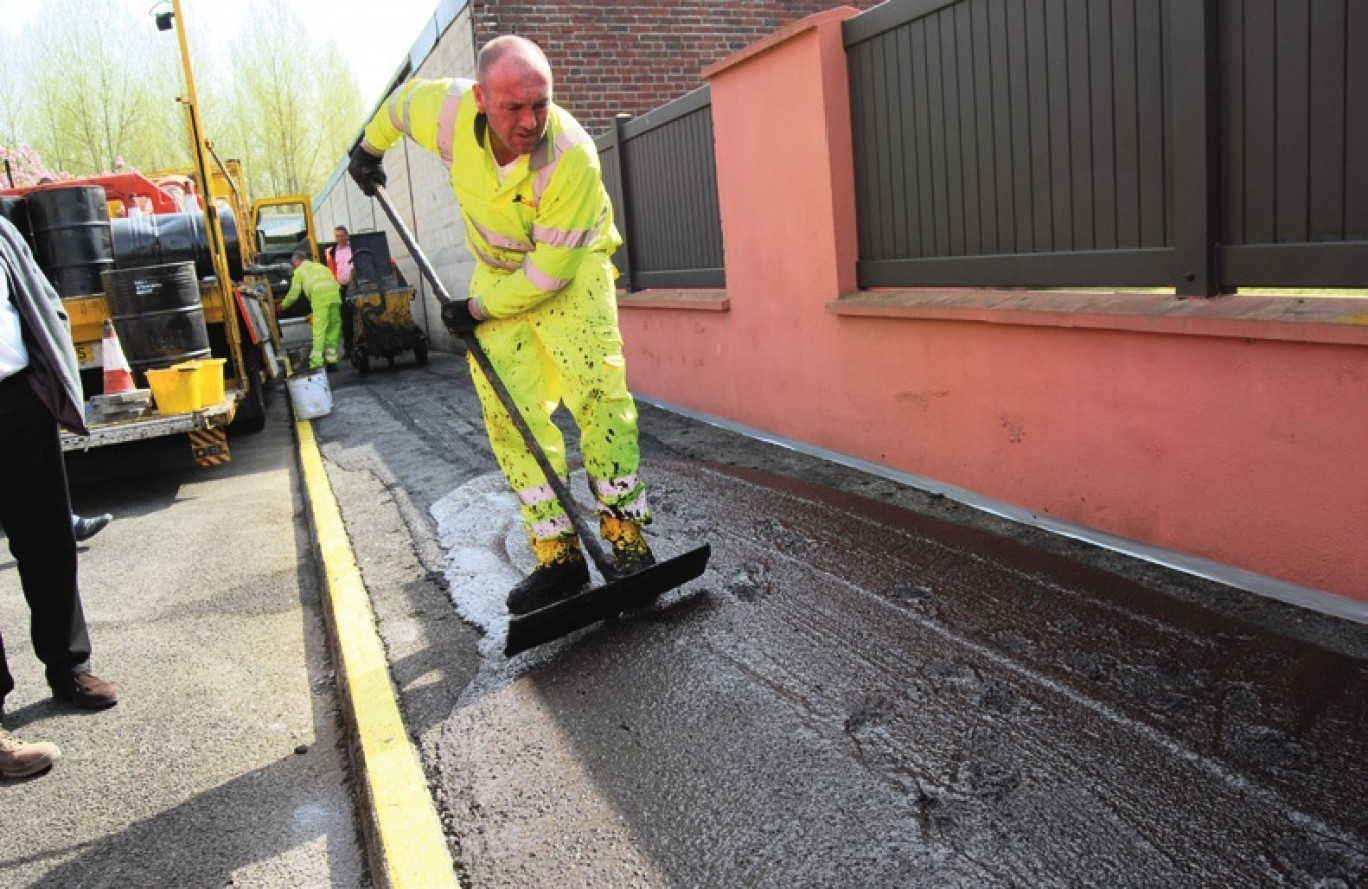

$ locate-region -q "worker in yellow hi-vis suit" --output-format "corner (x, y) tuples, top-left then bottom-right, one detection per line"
(349, 34), (654, 615)
(280, 251), (343, 371)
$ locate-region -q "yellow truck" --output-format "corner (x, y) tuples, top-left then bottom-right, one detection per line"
(40, 170), (316, 462)
(0, 0), (318, 465)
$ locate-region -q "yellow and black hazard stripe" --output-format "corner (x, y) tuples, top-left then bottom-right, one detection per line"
(189, 428), (230, 466)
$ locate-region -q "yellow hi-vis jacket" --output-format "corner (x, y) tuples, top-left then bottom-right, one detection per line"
(360, 79), (621, 320)
(281, 259), (342, 310)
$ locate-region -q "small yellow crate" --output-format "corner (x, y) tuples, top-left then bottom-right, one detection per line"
(165, 358), (226, 408)
(186, 358), (226, 405)
(146, 365), (201, 414)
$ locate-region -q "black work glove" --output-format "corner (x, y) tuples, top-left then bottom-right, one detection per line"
(441, 299), (481, 337)
(348, 146), (386, 197)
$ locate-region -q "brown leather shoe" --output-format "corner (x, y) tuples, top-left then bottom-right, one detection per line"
(0, 731), (60, 778)
(51, 672), (119, 710)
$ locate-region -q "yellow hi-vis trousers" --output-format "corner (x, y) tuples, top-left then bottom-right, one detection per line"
(308, 289), (343, 369)
(467, 253), (650, 541)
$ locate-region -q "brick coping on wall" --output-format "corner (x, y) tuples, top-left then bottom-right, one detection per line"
(701, 6), (859, 80)
(619, 288), (1368, 347)
(617, 289), (730, 311)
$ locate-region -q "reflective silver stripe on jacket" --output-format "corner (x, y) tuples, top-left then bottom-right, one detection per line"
(471, 217), (534, 253)
(468, 234), (522, 272)
(436, 79), (475, 167)
(531, 126), (592, 203)
(532, 222), (598, 249)
(519, 120), (597, 294)
(521, 259), (570, 292)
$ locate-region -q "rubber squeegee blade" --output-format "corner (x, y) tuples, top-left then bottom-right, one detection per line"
(505, 544), (711, 656)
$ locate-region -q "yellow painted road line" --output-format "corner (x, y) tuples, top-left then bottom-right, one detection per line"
(295, 419), (460, 889)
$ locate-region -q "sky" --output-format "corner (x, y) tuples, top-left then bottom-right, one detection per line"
(0, 0), (442, 110)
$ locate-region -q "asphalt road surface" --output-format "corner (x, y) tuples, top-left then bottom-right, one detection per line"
(315, 351), (1368, 889)
(1, 395), (368, 888)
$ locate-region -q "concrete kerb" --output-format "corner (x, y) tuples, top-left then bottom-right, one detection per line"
(293, 418), (461, 889)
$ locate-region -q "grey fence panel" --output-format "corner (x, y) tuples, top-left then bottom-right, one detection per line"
(845, 0), (1175, 289)
(1348, 3), (1368, 243)
(847, 0), (1367, 292)
(598, 141), (629, 280)
(1219, 0), (1368, 286)
(596, 87), (724, 291)
(595, 0), (1363, 294)
(1306, 2), (1347, 242)
(1225, 0), (1362, 246)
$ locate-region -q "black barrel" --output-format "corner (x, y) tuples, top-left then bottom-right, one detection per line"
(111, 208), (243, 279)
(0, 196), (32, 250)
(27, 186), (116, 298)
(102, 262), (211, 383)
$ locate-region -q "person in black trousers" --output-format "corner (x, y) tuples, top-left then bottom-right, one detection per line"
(0, 216), (117, 758)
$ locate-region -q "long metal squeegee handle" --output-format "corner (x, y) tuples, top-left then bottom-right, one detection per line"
(371, 184), (619, 579)
(373, 185), (457, 307)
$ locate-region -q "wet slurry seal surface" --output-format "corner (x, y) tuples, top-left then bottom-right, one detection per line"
(315, 352), (1367, 888)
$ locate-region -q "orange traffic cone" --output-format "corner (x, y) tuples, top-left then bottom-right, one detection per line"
(101, 319), (136, 394)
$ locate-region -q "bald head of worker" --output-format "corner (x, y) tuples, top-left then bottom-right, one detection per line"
(474, 35), (553, 166)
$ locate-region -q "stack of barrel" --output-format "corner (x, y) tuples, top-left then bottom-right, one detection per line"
(0, 184), (241, 390)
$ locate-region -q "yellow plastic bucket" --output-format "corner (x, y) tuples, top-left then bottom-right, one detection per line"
(167, 358), (226, 407)
(146, 365), (201, 414)
(192, 358), (226, 405)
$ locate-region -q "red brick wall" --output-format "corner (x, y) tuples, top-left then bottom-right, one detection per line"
(470, 0), (880, 134)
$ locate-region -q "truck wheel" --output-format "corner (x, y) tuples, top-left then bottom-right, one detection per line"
(232, 348), (268, 433)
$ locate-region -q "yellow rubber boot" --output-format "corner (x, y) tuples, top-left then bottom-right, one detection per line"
(600, 516), (656, 576)
(506, 536), (589, 615)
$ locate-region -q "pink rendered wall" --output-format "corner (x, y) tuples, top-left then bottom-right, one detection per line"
(616, 9), (1368, 603)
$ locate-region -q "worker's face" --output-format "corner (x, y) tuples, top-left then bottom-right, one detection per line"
(335, 229), (348, 245)
(475, 56), (552, 165)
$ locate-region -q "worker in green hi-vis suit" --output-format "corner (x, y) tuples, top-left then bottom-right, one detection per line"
(281, 251), (343, 371)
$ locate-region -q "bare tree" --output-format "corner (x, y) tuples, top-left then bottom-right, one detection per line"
(24, 0), (173, 174)
(0, 31), (30, 148)
(312, 41), (364, 177)
(221, 0), (362, 200)
(4, 0), (364, 202)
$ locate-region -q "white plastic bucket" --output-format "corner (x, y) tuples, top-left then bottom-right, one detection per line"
(278, 317), (312, 368)
(286, 367), (332, 419)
